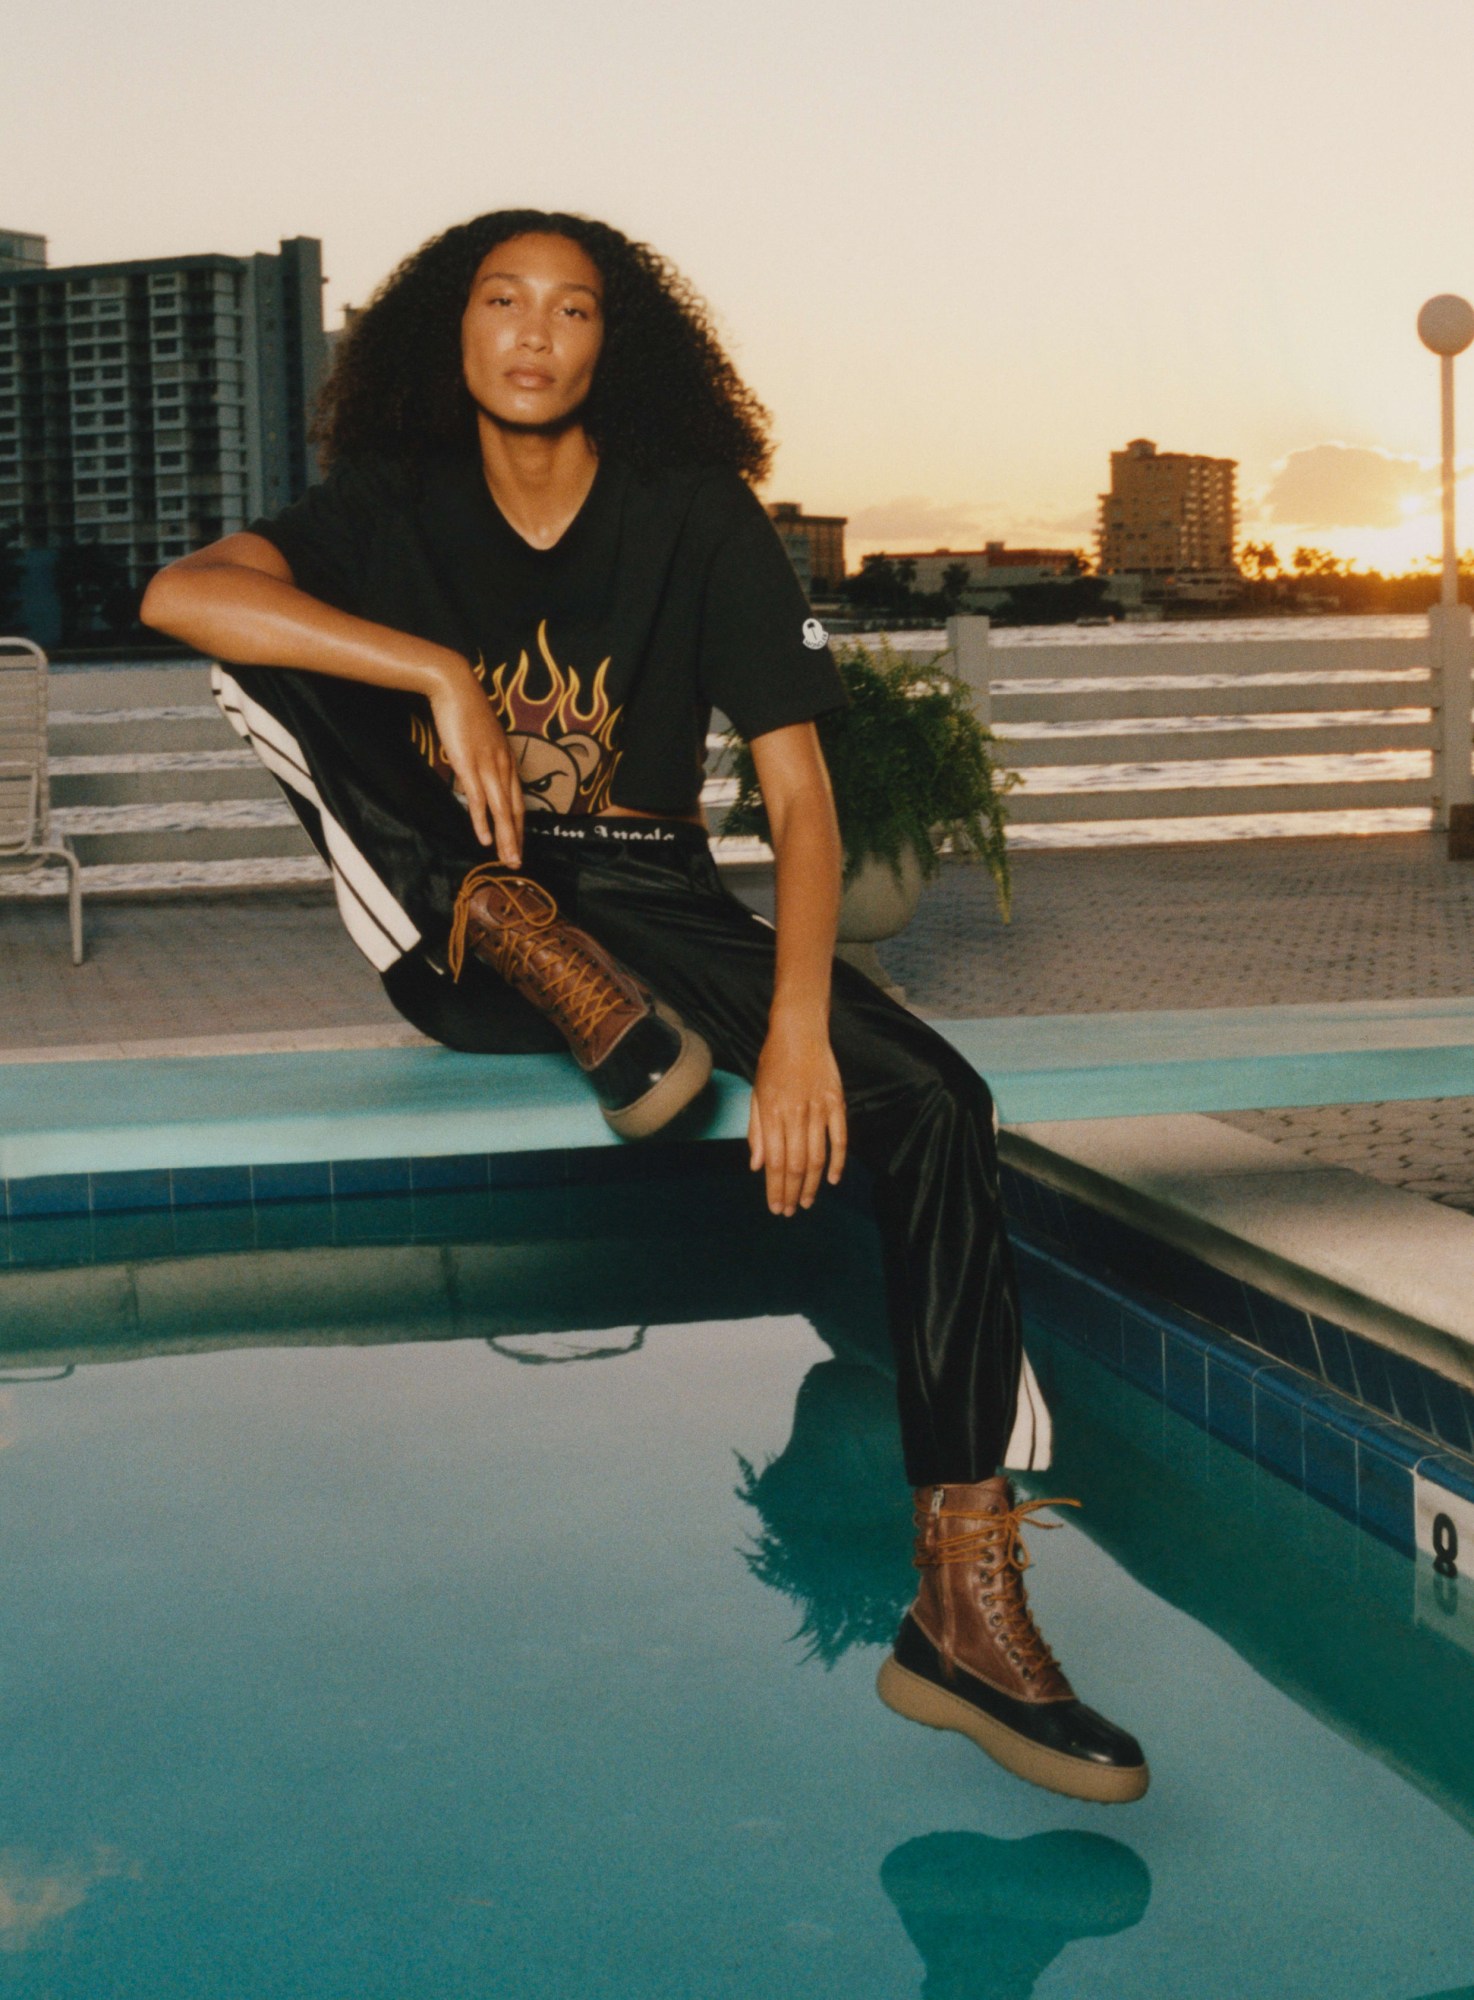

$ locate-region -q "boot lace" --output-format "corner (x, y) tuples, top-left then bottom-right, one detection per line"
(447, 864), (633, 1047)
(917, 1494), (1081, 1684)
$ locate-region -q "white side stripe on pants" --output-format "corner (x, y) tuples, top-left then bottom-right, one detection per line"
(212, 665), (422, 973)
(1001, 1350), (1053, 1471)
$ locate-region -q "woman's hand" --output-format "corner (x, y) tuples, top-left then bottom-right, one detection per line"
(430, 662), (525, 863)
(749, 1011), (848, 1216)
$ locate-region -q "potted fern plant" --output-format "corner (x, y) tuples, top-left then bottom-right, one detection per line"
(722, 636), (1015, 988)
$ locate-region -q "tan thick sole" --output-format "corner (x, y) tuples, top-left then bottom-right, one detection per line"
(601, 1007), (714, 1140)
(876, 1655), (1150, 1805)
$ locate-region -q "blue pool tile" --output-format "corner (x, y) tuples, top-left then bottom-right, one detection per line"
(407, 1188), (498, 1241)
(334, 1194), (417, 1244)
(1253, 1371), (1305, 1487)
(1243, 1289), (1318, 1375)
(1016, 1251), (1115, 1356)
(330, 1156), (412, 1200)
(1028, 1181), (1067, 1245)
(251, 1160), (332, 1204)
(7, 1213), (96, 1267)
(92, 1210), (176, 1262)
(1356, 1434), (1416, 1553)
(1345, 1334), (1397, 1423)
(408, 1153), (488, 1194)
(1147, 1249), (1255, 1343)
(1120, 1312), (1164, 1396)
(1163, 1330), (1209, 1424)
(1060, 1201), (1126, 1279)
(1309, 1316), (1358, 1398)
(1206, 1349), (1257, 1453)
(91, 1168), (174, 1214)
(1043, 1185), (1082, 1256)
(999, 1164), (1031, 1226)
(6, 1173), (91, 1219)
(1421, 1372), (1474, 1458)
(1378, 1348), (1434, 1439)
(1303, 1416), (1359, 1522)
(251, 1199), (337, 1251)
(170, 1164), (253, 1209)
(171, 1204), (258, 1256)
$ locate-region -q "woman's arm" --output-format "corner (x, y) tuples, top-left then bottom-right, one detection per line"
(140, 534), (524, 862)
(746, 720), (848, 1216)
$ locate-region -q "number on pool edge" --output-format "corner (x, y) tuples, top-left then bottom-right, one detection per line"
(1432, 1511), (1459, 1580)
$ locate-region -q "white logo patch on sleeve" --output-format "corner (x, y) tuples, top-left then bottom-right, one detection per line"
(801, 617), (828, 649)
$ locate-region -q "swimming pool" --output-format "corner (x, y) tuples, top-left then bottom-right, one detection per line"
(3, 1161), (1474, 1998)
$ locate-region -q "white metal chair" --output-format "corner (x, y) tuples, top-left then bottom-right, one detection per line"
(0, 636), (83, 964)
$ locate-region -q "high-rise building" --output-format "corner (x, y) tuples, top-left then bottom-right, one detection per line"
(765, 500), (847, 594)
(0, 234), (328, 580)
(1097, 438), (1237, 577)
(0, 230), (47, 273)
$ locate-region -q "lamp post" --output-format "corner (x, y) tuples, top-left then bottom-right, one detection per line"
(1417, 293), (1474, 852)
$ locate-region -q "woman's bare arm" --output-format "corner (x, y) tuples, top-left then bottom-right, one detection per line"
(745, 720), (848, 1215)
(140, 534), (524, 861)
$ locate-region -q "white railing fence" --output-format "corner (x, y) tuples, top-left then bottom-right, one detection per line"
(908, 612), (1474, 838)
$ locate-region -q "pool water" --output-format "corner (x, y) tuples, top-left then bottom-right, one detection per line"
(3, 1183), (1474, 1998)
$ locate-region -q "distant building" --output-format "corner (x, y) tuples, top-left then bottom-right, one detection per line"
(901, 542), (1079, 599)
(0, 233), (328, 582)
(0, 230), (47, 273)
(765, 500), (847, 594)
(1097, 438), (1237, 578)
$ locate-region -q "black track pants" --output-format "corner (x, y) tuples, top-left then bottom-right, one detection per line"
(216, 662), (1047, 1483)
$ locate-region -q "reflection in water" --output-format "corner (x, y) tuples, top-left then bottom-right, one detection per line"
(880, 1830), (1151, 2000)
(0, 1846), (138, 1953)
(735, 1360), (913, 1663)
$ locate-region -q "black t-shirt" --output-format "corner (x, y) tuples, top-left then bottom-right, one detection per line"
(246, 449), (847, 819)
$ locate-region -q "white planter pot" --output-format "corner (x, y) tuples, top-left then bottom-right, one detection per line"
(835, 845), (927, 1002)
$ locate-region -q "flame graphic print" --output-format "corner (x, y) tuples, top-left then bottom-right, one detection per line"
(410, 621), (624, 816)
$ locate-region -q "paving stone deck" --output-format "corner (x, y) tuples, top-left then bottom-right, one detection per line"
(3, 831), (1472, 1210)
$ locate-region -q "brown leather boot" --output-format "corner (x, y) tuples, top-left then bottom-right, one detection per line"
(876, 1476), (1149, 1804)
(448, 865), (712, 1139)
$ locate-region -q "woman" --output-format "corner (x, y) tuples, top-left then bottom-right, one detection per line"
(140, 208), (1147, 1804)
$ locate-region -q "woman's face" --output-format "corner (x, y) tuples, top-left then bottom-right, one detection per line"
(460, 232), (605, 432)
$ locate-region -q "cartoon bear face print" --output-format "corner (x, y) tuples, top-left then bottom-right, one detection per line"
(510, 730), (605, 814)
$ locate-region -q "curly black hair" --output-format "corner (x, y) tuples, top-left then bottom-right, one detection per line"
(311, 208), (774, 482)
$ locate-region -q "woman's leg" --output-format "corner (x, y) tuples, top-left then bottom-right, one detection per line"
(556, 824), (1027, 1480)
(561, 823), (1148, 1803)
(212, 664), (710, 1122)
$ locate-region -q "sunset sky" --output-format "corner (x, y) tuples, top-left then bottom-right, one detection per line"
(15, 0), (1474, 571)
